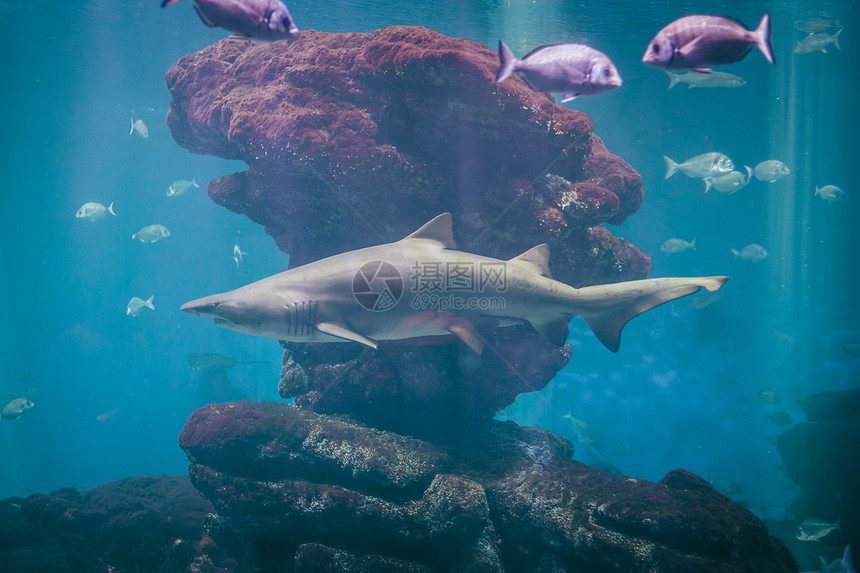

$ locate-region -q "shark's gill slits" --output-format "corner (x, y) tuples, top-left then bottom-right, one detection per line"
(285, 301), (318, 337)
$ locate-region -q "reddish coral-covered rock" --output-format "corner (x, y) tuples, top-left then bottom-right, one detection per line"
(179, 402), (798, 572)
(165, 26), (648, 279)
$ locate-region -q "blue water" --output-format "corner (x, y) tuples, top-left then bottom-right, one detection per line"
(1, 0), (858, 527)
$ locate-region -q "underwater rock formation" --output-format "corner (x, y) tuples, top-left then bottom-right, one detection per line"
(162, 26), (785, 572)
(0, 475), (237, 572)
(166, 25), (653, 429)
(279, 324), (571, 438)
(165, 25), (649, 285)
(779, 386), (860, 553)
(178, 401), (797, 572)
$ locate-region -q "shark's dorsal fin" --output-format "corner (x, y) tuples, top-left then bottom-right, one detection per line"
(316, 322), (378, 349)
(404, 213), (457, 249)
(510, 244), (552, 278)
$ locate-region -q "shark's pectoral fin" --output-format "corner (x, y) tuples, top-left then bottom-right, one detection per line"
(529, 317), (570, 346)
(510, 244), (552, 278)
(446, 320), (485, 354)
(316, 322), (378, 349)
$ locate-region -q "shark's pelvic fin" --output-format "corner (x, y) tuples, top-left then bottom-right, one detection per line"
(404, 213), (457, 249)
(316, 322), (378, 349)
(581, 276), (728, 352)
(528, 317), (571, 346)
(446, 319), (485, 354)
(510, 244), (552, 278)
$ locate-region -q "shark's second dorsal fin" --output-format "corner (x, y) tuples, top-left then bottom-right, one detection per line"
(404, 213), (457, 249)
(510, 244), (552, 278)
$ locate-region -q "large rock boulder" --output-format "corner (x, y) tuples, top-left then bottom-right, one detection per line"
(164, 25), (649, 283)
(179, 402), (797, 572)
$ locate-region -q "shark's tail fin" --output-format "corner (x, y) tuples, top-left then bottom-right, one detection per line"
(575, 276), (728, 352)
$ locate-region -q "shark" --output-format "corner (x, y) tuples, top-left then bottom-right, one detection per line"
(181, 213), (728, 353)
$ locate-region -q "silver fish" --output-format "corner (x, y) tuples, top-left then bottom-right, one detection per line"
(496, 41), (622, 102)
(661, 238), (696, 254)
(706, 166), (752, 194)
(181, 213), (728, 353)
(233, 244), (248, 268)
(794, 29), (842, 54)
(754, 160), (790, 182)
(664, 152), (734, 180)
(758, 390), (781, 405)
(132, 224), (171, 243)
(796, 518), (840, 542)
(167, 177), (199, 197)
(127, 295), (155, 317)
(161, 0), (299, 42)
(732, 243), (768, 262)
(185, 352), (266, 371)
(815, 185), (846, 202)
(1, 398), (34, 420)
(643, 14), (774, 73)
(75, 201), (116, 222)
(130, 118), (148, 141)
(666, 70), (746, 89)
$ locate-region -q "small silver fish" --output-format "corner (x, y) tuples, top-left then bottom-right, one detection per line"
(130, 117), (148, 141)
(754, 160), (790, 182)
(664, 152), (734, 180)
(732, 243), (768, 262)
(794, 29), (842, 54)
(661, 238), (696, 253)
(161, 0), (299, 42)
(131, 224), (171, 243)
(496, 40), (622, 102)
(666, 70), (746, 89)
(167, 177), (199, 197)
(233, 244), (248, 267)
(706, 166), (752, 194)
(1, 398), (34, 420)
(75, 201), (116, 222)
(815, 185), (846, 202)
(758, 390), (781, 405)
(127, 295), (155, 317)
(643, 14), (774, 73)
(796, 518), (840, 541)
(185, 352), (266, 371)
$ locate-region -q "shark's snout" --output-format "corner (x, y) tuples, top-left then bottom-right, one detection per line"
(180, 299), (221, 317)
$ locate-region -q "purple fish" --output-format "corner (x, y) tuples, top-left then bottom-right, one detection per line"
(161, 0), (299, 42)
(496, 41), (622, 102)
(643, 14), (774, 73)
